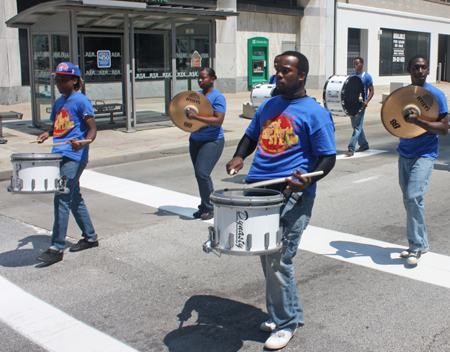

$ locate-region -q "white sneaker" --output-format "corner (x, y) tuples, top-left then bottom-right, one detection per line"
(264, 329), (296, 350)
(407, 250), (422, 265)
(260, 320), (276, 332)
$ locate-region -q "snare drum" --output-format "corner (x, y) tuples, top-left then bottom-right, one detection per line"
(251, 83), (276, 108)
(8, 153), (66, 194)
(323, 75), (365, 117)
(208, 188), (284, 256)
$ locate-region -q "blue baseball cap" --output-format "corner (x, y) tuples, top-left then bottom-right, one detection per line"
(52, 62), (82, 77)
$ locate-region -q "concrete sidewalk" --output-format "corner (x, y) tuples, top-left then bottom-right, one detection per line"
(1, 83), (449, 182)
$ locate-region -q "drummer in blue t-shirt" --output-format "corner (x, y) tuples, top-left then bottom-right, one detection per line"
(226, 51), (336, 350)
(35, 62), (99, 264)
(397, 55), (448, 265)
(186, 67), (226, 220)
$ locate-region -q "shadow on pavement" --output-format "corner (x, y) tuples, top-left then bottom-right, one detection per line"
(164, 295), (268, 352)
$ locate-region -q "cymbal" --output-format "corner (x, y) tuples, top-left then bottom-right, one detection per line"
(381, 85), (439, 139)
(168, 91), (212, 132)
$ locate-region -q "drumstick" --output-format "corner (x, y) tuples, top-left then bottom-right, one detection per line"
(244, 171), (324, 189)
(40, 139), (92, 147)
(30, 140), (41, 143)
(229, 168), (236, 176)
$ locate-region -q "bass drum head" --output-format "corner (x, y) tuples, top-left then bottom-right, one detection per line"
(323, 75), (364, 117)
(250, 83), (276, 108)
(343, 75), (365, 116)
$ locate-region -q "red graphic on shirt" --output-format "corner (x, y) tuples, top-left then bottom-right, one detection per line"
(259, 112), (298, 155)
(53, 107), (74, 137)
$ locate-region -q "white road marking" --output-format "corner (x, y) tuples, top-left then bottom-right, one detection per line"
(337, 149), (387, 160)
(0, 276), (139, 352)
(354, 176), (380, 183)
(81, 170), (450, 289)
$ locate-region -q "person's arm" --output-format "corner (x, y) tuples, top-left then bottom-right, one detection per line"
(226, 134), (258, 175)
(37, 125), (54, 143)
(363, 83), (374, 107)
(69, 114), (97, 151)
(405, 110), (449, 136)
(286, 154), (336, 191)
(186, 109), (225, 126)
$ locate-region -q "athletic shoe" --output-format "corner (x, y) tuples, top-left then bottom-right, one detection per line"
(36, 249), (63, 264)
(193, 210), (202, 218)
(264, 329), (296, 350)
(200, 212), (214, 220)
(70, 239), (99, 252)
(0, 138), (7, 144)
(356, 146), (369, 152)
(260, 320), (276, 332)
(400, 248), (428, 258)
(406, 250), (422, 265)
(345, 150), (354, 157)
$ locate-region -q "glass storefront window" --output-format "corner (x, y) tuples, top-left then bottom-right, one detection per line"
(83, 35), (122, 82)
(135, 33), (166, 78)
(379, 28), (430, 76)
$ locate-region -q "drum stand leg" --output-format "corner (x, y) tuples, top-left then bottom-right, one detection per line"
(203, 227), (221, 256)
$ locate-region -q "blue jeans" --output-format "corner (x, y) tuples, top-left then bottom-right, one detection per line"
(50, 157), (97, 251)
(398, 155), (434, 252)
(348, 107), (369, 152)
(189, 137), (224, 213)
(260, 191), (314, 332)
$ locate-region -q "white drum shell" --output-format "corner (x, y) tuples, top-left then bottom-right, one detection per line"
(250, 83), (275, 108)
(323, 75), (364, 117)
(210, 188), (284, 256)
(9, 153), (62, 193)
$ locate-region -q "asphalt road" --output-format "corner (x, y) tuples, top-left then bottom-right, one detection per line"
(1, 121), (450, 352)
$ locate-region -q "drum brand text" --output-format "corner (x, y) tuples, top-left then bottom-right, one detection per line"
(390, 119), (401, 129)
(184, 122), (193, 128)
(235, 211), (248, 249)
(416, 96), (430, 111)
(185, 97), (201, 105)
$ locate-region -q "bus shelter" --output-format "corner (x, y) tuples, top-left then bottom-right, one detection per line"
(6, 0), (238, 131)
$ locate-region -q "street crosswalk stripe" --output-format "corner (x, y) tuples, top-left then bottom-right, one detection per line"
(336, 149), (387, 160)
(81, 170), (450, 289)
(0, 276), (139, 352)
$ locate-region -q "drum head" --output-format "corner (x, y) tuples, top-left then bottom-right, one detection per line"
(381, 85), (439, 139)
(10, 153), (62, 161)
(211, 188), (283, 207)
(343, 76), (365, 116)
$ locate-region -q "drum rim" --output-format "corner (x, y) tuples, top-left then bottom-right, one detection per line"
(211, 245), (282, 256)
(10, 153), (63, 161)
(211, 188), (284, 207)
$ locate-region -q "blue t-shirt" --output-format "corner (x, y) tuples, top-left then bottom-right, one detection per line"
(245, 95), (336, 196)
(190, 88), (226, 141)
(352, 71), (373, 100)
(50, 91), (94, 163)
(269, 74), (276, 84)
(397, 83), (448, 160)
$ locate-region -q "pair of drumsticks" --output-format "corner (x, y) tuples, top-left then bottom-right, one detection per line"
(30, 139), (92, 147)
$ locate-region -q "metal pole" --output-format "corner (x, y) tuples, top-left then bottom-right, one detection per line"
(171, 21), (177, 97)
(437, 62), (442, 83)
(130, 19), (136, 128)
(27, 28), (39, 128)
(123, 14), (135, 133)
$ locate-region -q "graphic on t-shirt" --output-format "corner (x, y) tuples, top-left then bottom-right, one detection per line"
(53, 107), (74, 137)
(259, 110), (299, 155)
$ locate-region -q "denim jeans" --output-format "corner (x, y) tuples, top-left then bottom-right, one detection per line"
(189, 137), (224, 213)
(260, 191), (315, 332)
(50, 157), (97, 251)
(348, 107), (369, 152)
(398, 155), (434, 252)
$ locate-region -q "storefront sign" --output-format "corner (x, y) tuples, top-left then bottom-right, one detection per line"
(97, 50), (111, 68)
(392, 32), (405, 63)
(190, 51), (202, 68)
(135, 71), (199, 80)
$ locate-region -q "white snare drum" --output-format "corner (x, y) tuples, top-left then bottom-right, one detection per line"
(206, 188), (284, 256)
(323, 75), (365, 117)
(250, 83), (276, 108)
(8, 153), (67, 194)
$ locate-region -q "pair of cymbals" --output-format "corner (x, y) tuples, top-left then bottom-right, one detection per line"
(168, 91), (213, 132)
(381, 85), (439, 139)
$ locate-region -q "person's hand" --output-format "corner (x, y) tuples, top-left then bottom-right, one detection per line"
(226, 157), (244, 175)
(404, 108), (420, 125)
(68, 139), (89, 152)
(186, 108), (198, 120)
(286, 169), (312, 192)
(362, 101), (368, 108)
(37, 132), (49, 144)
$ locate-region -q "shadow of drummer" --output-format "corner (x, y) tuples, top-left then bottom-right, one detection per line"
(0, 235), (71, 268)
(164, 295), (268, 351)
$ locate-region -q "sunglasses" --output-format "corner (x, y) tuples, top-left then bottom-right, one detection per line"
(413, 64), (428, 70)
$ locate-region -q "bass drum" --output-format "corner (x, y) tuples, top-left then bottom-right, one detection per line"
(323, 75), (365, 117)
(250, 83), (276, 108)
